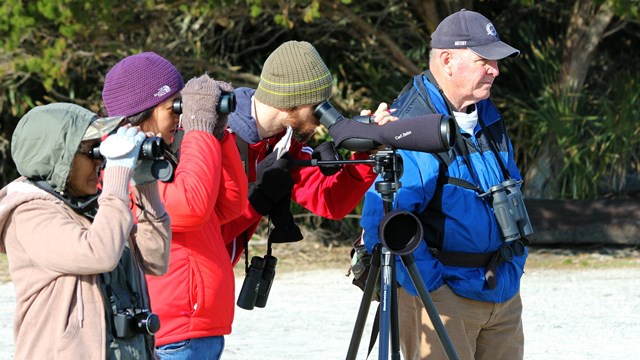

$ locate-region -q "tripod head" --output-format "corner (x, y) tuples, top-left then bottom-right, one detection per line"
(371, 149), (403, 202)
(291, 147), (403, 200)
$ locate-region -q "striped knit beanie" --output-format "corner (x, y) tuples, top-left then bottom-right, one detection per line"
(102, 52), (184, 118)
(255, 41), (332, 109)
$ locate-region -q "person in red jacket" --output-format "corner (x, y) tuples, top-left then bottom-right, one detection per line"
(102, 52), (247, 359)
(222, 41), (395, 265)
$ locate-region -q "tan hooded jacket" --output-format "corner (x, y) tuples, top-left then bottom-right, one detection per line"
(0, 103), (171, 359)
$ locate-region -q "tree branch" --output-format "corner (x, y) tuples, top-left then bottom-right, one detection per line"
(320, 0), (421, 76)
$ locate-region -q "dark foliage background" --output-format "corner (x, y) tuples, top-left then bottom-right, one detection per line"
(1, 0), (639, 242)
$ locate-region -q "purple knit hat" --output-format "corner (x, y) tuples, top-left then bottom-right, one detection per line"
(102, 52), (184, 117)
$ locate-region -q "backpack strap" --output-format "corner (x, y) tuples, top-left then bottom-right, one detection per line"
(412, 73), (430, 102)
(232, 133), (254, 272)
(432, 153), (478, 192)
(235, 133), (251, 185)
(392, 73), (437, 119)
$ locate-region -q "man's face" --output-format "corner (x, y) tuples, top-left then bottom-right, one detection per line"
(282, 104), (320, 143)
(450, 49), (500, 104)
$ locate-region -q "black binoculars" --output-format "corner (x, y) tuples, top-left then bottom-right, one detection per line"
(172, 92), (236, 115)
(480, 179), (533, 244)
(236, 255), (277, 310)
(88, 137), (175, 182)
(89, 136), (166, 161)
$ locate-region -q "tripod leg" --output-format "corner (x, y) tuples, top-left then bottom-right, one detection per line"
(378, 247), (393, 360)
(400, 254), (459, 360)
(346, 245), (382, 360)
(390, 256), (401, 360)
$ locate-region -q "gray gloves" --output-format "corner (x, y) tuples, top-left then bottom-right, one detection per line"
(180, 74), (234, 139)
(100, 127), (146, 169)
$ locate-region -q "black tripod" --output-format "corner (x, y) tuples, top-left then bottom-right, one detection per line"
(345, 149), (459, 360)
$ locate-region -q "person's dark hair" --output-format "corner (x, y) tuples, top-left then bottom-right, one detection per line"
(97, 105), (153, 126)
(126, 108), (154, 126)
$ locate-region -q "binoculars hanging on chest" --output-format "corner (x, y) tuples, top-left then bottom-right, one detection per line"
(481, 179), (533, 243)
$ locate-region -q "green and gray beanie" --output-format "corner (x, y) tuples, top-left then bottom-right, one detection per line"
(255, 41), (333, 109)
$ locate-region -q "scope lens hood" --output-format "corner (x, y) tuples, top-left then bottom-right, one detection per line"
(379, 210), (424, 255)
(441, 116), (457, 150)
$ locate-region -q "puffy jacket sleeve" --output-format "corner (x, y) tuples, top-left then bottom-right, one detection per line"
(289, 142), (377, 220)
(131, 181), (172, 275)
(158, 131), (222, 232)
(214, 132), (248, 225)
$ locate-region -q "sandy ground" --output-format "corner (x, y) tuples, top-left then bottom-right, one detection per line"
(1, 264), (639, 360)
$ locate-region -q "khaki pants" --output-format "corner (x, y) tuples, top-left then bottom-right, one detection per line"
(397, 285), (524, 360)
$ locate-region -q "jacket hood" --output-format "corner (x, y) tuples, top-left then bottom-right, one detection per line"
(11, 103), (98, 192)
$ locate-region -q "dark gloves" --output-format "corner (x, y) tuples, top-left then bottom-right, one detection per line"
(181, 74), (234, 139)
(267, 194), (303, 243)
(249, 151), (302, 243)
(248, 151), (294, 215)
(311, 141), (343, 176)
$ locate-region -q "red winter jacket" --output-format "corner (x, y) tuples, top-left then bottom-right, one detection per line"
(144, 130), (248, 346)
(223, 131), (377, 265)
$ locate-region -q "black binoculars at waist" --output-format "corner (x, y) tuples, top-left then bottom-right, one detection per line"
(237, 255), (278, 310)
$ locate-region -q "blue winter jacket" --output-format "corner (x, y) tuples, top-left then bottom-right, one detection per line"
(361, 72), (527, 303)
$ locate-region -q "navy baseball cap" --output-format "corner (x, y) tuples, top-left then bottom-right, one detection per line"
(431, 9), (520, 60)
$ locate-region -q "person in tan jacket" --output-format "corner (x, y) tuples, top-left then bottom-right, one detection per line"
(0, 103), (171, 359)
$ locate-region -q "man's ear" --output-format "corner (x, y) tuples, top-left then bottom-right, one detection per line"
(440, 50), (454, 76)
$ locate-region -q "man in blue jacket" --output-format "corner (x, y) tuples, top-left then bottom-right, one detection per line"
(361, 9), (527, 360)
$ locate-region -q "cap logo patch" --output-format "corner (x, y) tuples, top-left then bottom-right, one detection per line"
(154, 85), (171, 97)
(486, 23), (497, 38)
(454, 41), (467, 46)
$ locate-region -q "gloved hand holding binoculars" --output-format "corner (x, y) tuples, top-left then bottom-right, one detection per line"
(179, 74), (235, 140)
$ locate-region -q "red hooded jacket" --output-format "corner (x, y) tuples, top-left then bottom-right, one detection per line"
(144, 130), (247, 346)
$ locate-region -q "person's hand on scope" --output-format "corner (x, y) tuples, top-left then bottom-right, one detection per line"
(359, 102), (397, 154)
(181, 74), (235, 140)
(361, 102), (397, 126)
